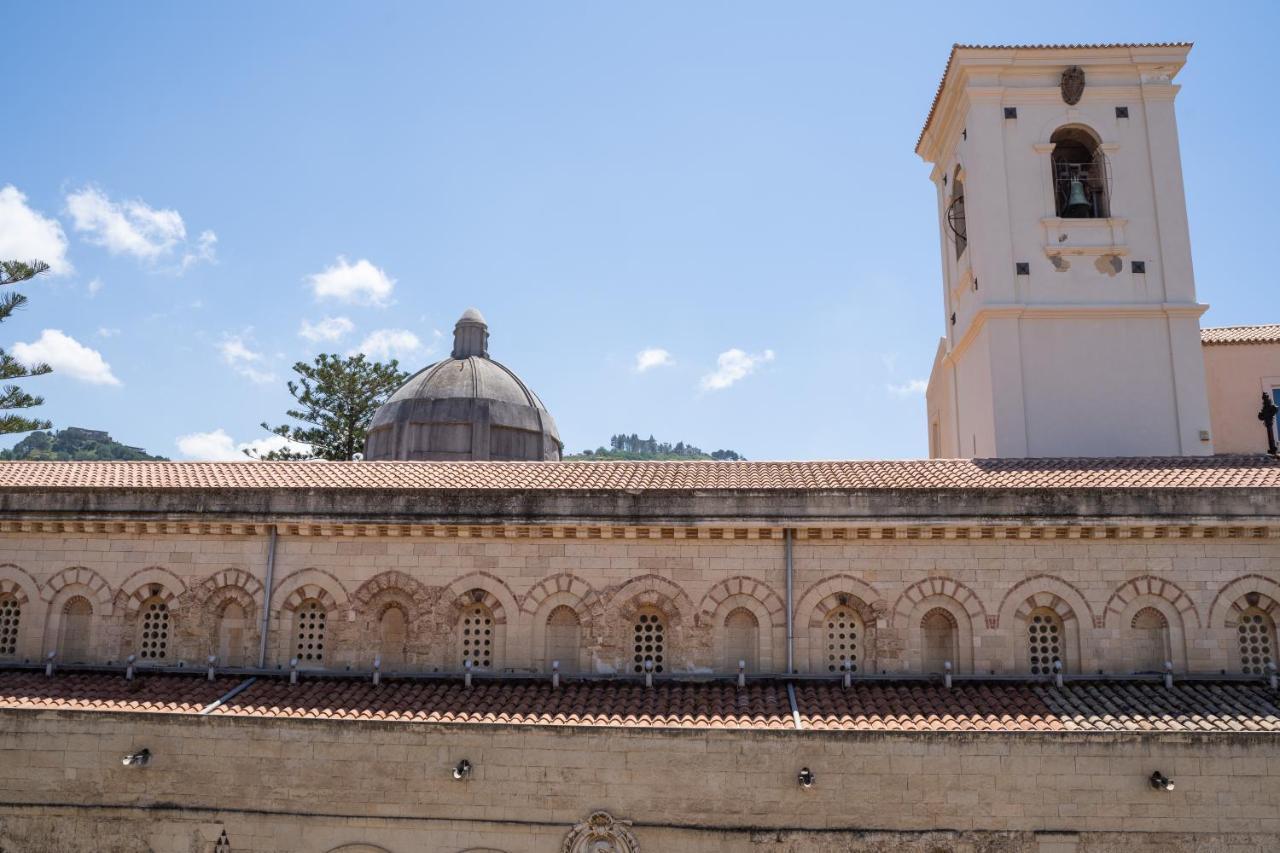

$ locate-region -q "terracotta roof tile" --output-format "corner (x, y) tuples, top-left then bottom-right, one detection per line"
(1, 671), (1276, 734)
(1201, 324), (1280, 346)
(1, 456), (1278, 492)
(917, 42), (1192, 153)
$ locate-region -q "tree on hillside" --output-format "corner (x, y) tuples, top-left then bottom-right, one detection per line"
(0, 260), (53, 435)
(255, 353), (407, 461)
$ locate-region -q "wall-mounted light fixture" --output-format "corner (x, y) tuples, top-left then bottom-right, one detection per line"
(453, 759), (472, 780)
(1149, 771), (1175, 791)
(122, 748), (151, 768)
(797, 767), (816, 789)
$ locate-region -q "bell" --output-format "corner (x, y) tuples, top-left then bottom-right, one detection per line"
(1064, 179), (1091, 217)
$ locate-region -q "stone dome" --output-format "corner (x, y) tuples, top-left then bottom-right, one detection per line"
(364, 309), (562, 461)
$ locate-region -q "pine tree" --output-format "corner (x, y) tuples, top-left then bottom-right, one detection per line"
(256, 353), (407, 461)
(0, 261), (52, 435)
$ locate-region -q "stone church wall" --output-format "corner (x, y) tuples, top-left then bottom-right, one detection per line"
(0, 710), (1277, 852)
(1, 526), (1277, 677)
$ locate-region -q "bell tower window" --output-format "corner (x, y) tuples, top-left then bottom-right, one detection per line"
(947, 168), (967, 259)
(1050, 126), (1109, 218)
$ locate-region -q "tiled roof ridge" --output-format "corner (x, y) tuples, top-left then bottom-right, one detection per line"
(1, 671), (1277, 734)
(916, 41), (1192, 153)
(1200, 323), (1280, 345)
(1, 455), (1278, 491)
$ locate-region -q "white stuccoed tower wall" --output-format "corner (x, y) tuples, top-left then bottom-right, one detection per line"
(921, 44), (1213, 458)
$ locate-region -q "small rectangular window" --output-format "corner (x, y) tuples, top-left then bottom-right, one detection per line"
(1131, 261), (1146, 274)
(1015, 262), (1030, 276)
(1003, 107), (1017, 120)
(1115, 106), (1129, 118)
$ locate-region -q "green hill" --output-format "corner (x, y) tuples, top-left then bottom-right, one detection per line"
(0, 427), (167, 461)
(566, 433), (743, 461)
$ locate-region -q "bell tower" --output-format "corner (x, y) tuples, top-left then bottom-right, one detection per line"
(919, 44), (1213, 458)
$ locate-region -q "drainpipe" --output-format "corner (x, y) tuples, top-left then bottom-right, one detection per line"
(785, 527), (794, 674)
(256, 524), (278, 668)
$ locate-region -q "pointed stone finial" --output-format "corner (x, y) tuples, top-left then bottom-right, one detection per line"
(452, 308), (489, 359)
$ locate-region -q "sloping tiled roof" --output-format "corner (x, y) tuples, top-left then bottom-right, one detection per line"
(1201, 324), (1280, 346)
(917, 42), (1192, 153)
(0, 457), (1278, 492)
(2, 671), (1277, 734)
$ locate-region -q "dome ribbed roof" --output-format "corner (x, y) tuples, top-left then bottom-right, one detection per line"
(364, 310), (561, 462)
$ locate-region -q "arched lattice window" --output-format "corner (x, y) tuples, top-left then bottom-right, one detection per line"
(59, 596), (93, 663)
(921, 608), (957, 673)
(217, 600), (248, 667)
(136, 595), (170, 660)
(0, 595), (20, 658)
(379, 604), (408, 667)
(825, 605), (862, 673)
(723, 607), (758, 671)
(293, 599), (327, 667)
(1050, 126), (1109, 218)
(545, 605), (581, 674)
(632, 610), (666, 674)
(1238, 608), (1276, 675)
(1027, 608), (1064, 675)
(1131, 608), (1170, 672)
(460, 603), (494, 670)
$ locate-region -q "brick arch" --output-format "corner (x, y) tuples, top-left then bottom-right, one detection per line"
(1103, 575), (1200, 629)
(696, 576), (785, 629)
(1209, 575), (1280, 629)
(0, 564), (39, 607)
(190, 569), (264, 608)
(796, 575), (885, 629)
(995, 574), (1095, 629)
(890, 576), (987, 628)
(607, 574), (695, 626)
(445, 571), (518, 626)
(520, 573), (605, 624)
(116, 566), (188, 613)
(352, 570), (434, 617)
(274, 568), (350, 613)
(41, 566), (114, 612)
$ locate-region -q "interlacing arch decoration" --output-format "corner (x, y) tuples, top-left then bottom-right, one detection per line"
(520, 572), (606, 624)
(0, 564), (39, 612)
(188, 568), (264, 610)
(1208, 575), (1280, 629)
(994, 574), (1096, 629)
(41, 566), (114, 613)
(444, 571), (519, 626)
(1103, 575), (1200, 629)
(274, 568), (351, 615)
(695, 576), (786, 630)
(352, 570), (434, 620)
(890, 576), (987, 629)
(115, 566), (187, 614)
(607, 574), (695, 625)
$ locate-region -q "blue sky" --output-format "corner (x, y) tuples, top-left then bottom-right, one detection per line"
(3, 1), (1278, 461)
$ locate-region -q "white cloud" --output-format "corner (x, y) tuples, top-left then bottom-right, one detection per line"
(350, 328), (422, 361)
(0, 186), (72, 275)
(299, 316), (355, 343)
(87, 277), (103, 296)
(699, 348), (775, 391)
(96, 327), (120, 338)
(175, 430), (312, 461)
(12, 329), (120, 385)
(307, 256), (395, 306)
(218, 333), (276, 384)
(634, 348), (675, 373)
(888, 379), (928, 397)
(64, 185), (215, 269)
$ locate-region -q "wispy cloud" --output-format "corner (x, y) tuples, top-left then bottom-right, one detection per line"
(175, 429), (310, 461)
(299, 316), (355, 343)
(218, 332), (275, 384)
(307, 256), (395, 306)
(12, 329), (120, 385)
(700, 348), (775, 391)
(97, 327), (120, 338)
(887, 379), (928, 397)
(634, 348), (675, 373)
(0, 186), (72, 275)
(64, 185), (215, 269)
(350, 328), (422, 361)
